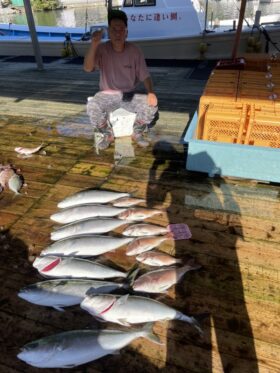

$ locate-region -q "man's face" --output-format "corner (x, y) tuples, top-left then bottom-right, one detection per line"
(109, 19), (128, 48)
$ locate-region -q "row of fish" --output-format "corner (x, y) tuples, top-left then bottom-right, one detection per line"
(18, 189), (201, 368)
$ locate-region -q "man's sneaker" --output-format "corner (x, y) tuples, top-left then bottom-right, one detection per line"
(132, 133), (150, 148)
(97, 133), (114, 150)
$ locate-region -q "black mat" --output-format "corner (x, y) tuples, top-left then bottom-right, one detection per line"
(5, 56), (61, 63)
(188, 60), (218, 80)
(146, 59), (200, 68)
(63, 57), (84, 64)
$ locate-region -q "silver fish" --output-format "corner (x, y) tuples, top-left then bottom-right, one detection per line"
(8, 173), (23, 194)
(42, 235), (133, 256)
(126, 235), (171, 256)
(136, 251), (182, 266)
(51, 204), (127, 224)
(81, 294), (202, 333)
(112, 196), (145, 207)
(132, 263), (201, 293)
(14, 143), (44, 155)
(58, 190), (130, 209)
(122, 223), (169, 237)
(50, 218), (131, 241)
(118, 208), (162, 221)
(33, 256), (129, 279)
(18, 278), (127, 311)
(17, 324), (160, 368)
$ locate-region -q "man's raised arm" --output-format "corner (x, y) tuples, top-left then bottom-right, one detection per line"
(83, 29), (104, 72)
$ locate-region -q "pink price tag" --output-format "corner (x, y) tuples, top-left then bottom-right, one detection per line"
(167, 224), (192, 240)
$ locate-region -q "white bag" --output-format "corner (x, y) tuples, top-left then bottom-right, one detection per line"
(109, 108), (136, 138)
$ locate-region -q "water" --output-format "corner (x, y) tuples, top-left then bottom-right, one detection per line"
(0, 5), (108, 27)
(0, 1), (280, 27)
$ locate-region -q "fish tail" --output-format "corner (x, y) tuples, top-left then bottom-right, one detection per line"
(190, 316), (203, 335)
(126, 263), (140, 284)
(180, 313), (203, 335)
(142, 323), (162, 345)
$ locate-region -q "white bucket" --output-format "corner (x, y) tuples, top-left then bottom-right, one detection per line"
(109, 108), (136, 138)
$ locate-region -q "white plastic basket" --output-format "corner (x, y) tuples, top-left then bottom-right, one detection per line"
(109, 108), (136, 138)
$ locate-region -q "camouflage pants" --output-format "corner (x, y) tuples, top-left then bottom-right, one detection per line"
(86, 91), (158, 136)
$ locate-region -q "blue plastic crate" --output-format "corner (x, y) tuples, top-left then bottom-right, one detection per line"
(184, 111), (280, 183)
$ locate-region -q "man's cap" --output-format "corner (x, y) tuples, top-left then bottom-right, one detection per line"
(108, 10), (128, 27)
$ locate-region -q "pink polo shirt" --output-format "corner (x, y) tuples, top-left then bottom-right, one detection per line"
(95, 41), (150, 93)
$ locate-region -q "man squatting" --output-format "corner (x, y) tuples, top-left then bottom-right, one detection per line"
(83, 9), (158, 150)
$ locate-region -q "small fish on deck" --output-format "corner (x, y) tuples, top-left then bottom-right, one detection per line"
(14, 143), (45, 155)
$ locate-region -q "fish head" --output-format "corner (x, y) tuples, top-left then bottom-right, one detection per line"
(17, 338), (58, 367)
(80, 294), (116, 317)
(18, 283), (47, 304)
(33, 256), (61, 273)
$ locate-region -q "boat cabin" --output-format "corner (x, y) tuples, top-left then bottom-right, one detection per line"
(120, 0), (204, 39)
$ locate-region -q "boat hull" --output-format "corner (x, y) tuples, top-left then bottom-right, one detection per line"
(0, 27), (280, 60)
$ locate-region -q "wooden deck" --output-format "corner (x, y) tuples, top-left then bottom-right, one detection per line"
(0, 56), (279, 373)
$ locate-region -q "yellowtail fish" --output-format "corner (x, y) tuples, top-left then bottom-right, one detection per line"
(57, 190), (130, 209)
(33, 256), (131, 279)
(17, 324), (160, 368)
(81, 294), (202, 333)
(50, 219), (131, 241)
(14, 143), (44, 155)
(18, 278), (128, 311)
(42, 235), (133, 255)
(50, 205), (127, 224)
